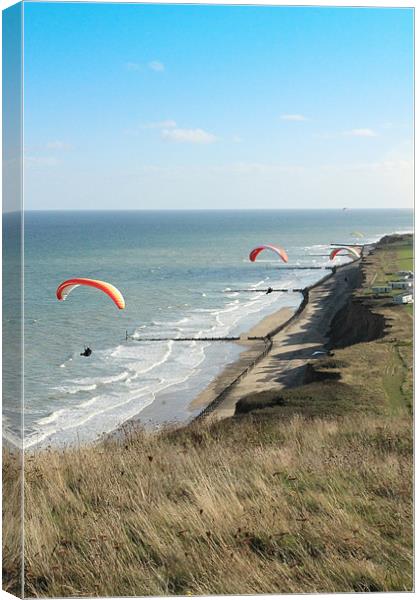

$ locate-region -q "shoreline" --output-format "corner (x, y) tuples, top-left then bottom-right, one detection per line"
(124, 265), (339, 430)
(189, 306), (295, 413)
(191, 259), (361, 422)
(102, 267), (337, 441)
(18, 261), (360, 451)
(108, 304), (298, 440)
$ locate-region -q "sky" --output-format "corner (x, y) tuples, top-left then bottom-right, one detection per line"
(21, 2), (414, 210)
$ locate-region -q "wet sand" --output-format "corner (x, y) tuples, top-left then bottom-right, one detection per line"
(192, 260), (361, 421)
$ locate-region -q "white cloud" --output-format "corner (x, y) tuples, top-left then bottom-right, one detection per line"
(125, 62), (141, 72)
(161, 128), (218, 144)
(344, 128), (377, 137)
(129, 120), (218, 143)
(148, 60), (164, 72)
(280, 114), (308, 121)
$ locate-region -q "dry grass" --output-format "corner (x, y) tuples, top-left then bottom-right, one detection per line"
(2, 236), (413, 597)
(2, 412), (413, 597)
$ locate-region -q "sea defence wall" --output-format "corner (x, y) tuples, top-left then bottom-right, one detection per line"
(194, 258), (361, 421)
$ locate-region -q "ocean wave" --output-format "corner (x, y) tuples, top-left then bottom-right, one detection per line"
(72, 371), (130, 386)
(53, 383), (98, 394)
(26, 338), (211, 448)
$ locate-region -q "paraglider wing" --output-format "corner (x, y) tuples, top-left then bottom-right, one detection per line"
(56, 278), (125, 310)
(329, 247), (360, 261)
(249, 244), (288, 263)
(350, 231), (365, 238)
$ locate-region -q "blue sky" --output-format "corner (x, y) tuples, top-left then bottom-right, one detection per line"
(23, 3), (414, 209)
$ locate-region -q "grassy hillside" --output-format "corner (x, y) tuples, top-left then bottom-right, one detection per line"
(3, 236), (413, 597)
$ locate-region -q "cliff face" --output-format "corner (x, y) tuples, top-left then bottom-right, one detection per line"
(328, 296), (386, 349)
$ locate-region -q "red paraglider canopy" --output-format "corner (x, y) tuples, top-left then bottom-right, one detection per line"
(329, 247), (360, 261)
(249, 244), (288, 263)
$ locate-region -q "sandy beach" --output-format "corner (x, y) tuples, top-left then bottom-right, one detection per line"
(192, 260), (361, 420)
(189, 306), (295, 413)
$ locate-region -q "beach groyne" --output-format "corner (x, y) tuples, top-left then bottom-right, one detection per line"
(223, 288), (304, 293)
(194, 258), (361, 421)
(194, 334), (273, 421)
(132, 336), (241, 342)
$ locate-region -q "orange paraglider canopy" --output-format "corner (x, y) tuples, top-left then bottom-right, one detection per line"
(56, 278), (125, 310)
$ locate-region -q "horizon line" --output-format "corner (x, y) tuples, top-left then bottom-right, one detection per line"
(4, 207), (414, 214)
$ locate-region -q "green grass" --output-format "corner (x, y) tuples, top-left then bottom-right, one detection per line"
(396, 246), (414, 272)
(381, 346), (409, 414)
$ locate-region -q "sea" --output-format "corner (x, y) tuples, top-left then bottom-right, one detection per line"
(2, 209), (413, 449)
